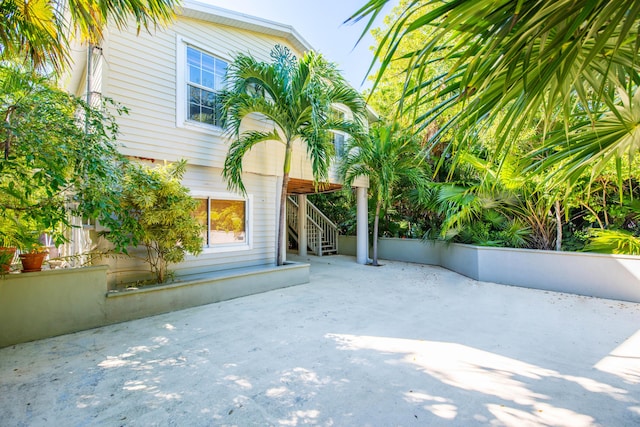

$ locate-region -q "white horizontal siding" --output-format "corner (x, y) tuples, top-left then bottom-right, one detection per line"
(174, 165), (279, 275)
(103, 16), (304, 172)
(176, 18), (287, 62)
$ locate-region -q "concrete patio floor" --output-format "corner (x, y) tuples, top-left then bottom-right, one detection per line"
(1, 255), (639, 426)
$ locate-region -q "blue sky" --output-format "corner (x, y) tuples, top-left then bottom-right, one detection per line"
(200, 0), (395, 90)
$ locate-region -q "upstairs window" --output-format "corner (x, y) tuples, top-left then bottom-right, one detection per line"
(333, 133), (346, 158)
(329, 108), (347, 158)
(186, 46), (227, 127)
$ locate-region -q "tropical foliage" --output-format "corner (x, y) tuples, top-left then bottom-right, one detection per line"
(0, 63), (126, 251)
(585, 229), (640, 255)
(0, 64), (203, 279)
(221, 45), (367, 265)
(0, 0), (179, 71)
(308, 192), (358, 236)
(350, 0), (640, 187)
(345, 0), (640, 254)
(362, 0), (457, 141)
(427, 153), (564, 250)
(332, 0), (640, 251)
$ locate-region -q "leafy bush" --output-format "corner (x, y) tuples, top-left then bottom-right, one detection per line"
(105, 160), (203, 283)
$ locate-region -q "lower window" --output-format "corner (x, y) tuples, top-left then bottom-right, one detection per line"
(193, 198), (247, 247)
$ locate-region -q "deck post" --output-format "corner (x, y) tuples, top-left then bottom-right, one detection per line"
(356, 186), (368, 264)
(298, 194), (307, 256)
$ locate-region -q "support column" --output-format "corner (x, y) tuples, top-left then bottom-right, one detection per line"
(298, 194), (307, 256)
(356, 186), (368, 264)
(280, 201), (287, 264)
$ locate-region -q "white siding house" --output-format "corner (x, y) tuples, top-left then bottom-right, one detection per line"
(63, 0), (370, 285)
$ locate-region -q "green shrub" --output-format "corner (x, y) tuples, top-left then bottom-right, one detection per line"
(105, 160), (204, 283)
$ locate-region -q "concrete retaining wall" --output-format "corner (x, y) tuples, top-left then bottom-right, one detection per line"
(377, 238), (442, 265)
(105, 263), (310, 324)
(338, 236), (640, 303)
(0, 262), (309, 348)
(0, 266), (109, 348)
(474, 245), (640, 302)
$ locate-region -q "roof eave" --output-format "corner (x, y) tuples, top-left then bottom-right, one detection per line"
(181, 0), (313, 54)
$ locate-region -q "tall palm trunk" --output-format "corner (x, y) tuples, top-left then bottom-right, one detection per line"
(372, 197), (382, 266)
(555, 200), (562, 251)
(277, 142), (293, 266)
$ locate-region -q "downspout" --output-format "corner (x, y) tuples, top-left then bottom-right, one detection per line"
(85, 43), (92, 133)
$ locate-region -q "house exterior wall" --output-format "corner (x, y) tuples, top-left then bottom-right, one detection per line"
(62, 7), (366, 282)
(84, 19), (286, 281)
(100, 15), (367, 183)
(104, 18), (270, 169)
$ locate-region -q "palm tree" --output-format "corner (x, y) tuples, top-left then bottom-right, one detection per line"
(0, 0), (179, 71)
(221, 45), (367, 266)
(339, 122), (429, 266)
(349, 0), (640, 187)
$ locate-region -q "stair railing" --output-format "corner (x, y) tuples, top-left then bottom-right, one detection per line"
(287, 196), (338, 256)
(286, 197), (299, 242)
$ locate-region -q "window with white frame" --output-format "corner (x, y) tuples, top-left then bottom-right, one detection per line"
(192, 197), (249, 248)
(333, 132), (346, 158)
(330, 108), (347, 158)
(185, 45), (227, 127)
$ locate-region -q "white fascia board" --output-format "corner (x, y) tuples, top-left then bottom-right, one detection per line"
(181, 0), (313, 54)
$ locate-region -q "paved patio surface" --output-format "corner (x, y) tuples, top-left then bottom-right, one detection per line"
(1, 255), (639, 426)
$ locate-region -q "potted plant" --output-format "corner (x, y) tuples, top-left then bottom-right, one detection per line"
(11, 217), (52, 273)
(18, 244), (49, 272)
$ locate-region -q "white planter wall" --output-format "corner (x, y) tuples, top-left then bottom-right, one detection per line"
(0, 263), (309, 348)
(338, 236), (640, 303)
(377, 238), (442, 265)
(474, 245), (640, 302)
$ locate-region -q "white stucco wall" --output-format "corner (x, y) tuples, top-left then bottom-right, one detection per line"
(474, 246), (640, 302)
(338, 236), (640, 303)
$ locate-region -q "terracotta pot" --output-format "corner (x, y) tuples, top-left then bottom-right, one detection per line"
(19, 252), (48, 272)
(0, 247), (16, 273)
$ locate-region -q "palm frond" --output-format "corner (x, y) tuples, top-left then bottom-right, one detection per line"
(530, 85), (640, 184)
(222, 129), (281, 195)
(221, 44), (367, 265)
(340, 121), (430, 211)
(222, 45), (367, 191)
(1, 0), (179, 72)
(584, 229), (640, 255)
